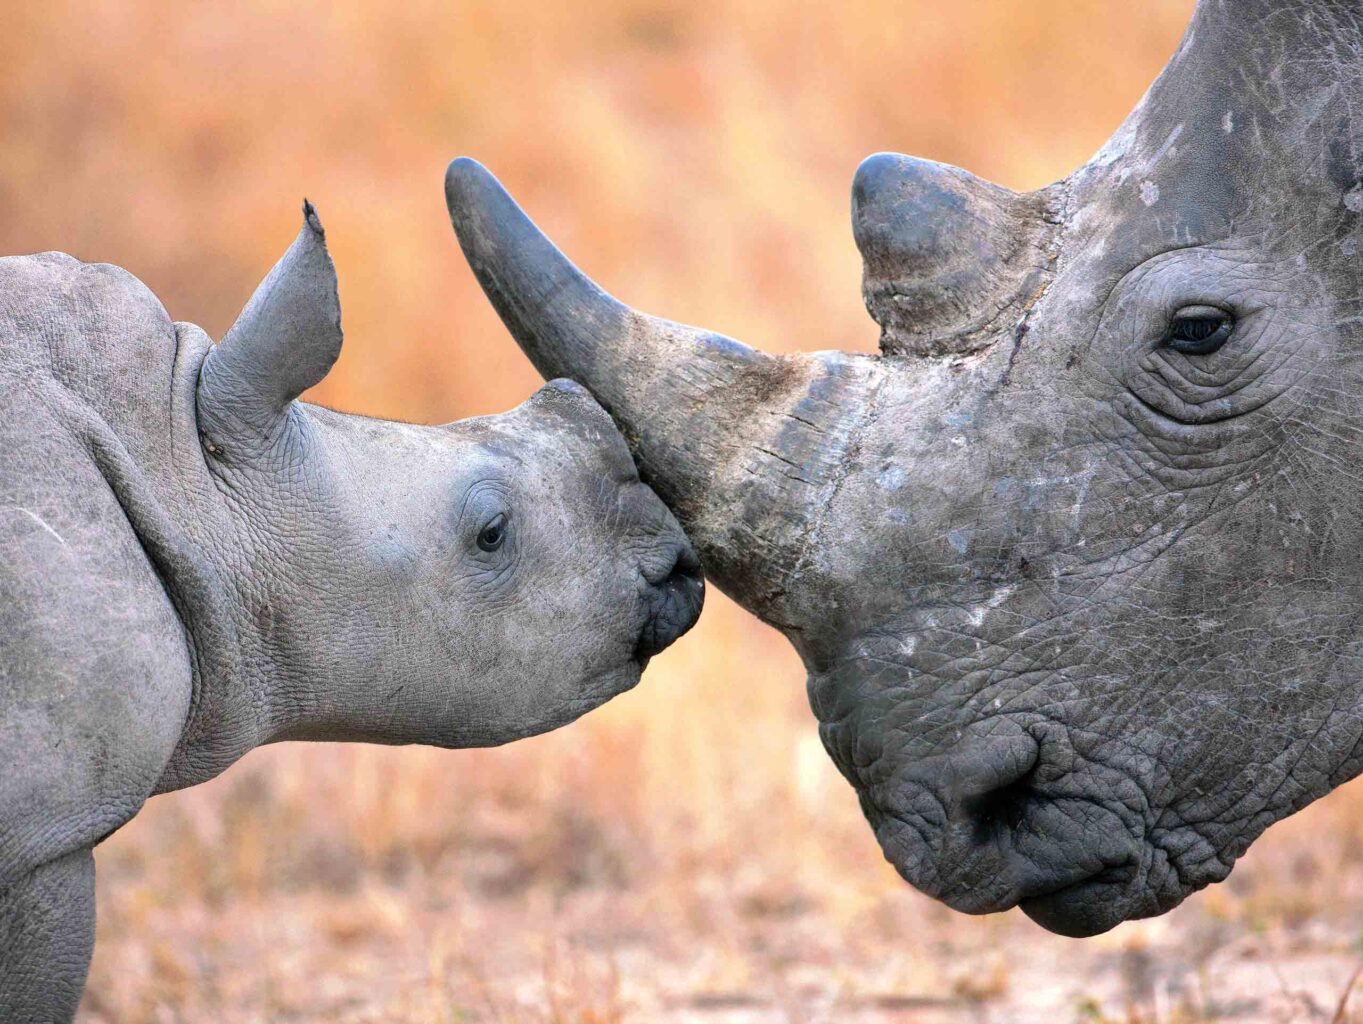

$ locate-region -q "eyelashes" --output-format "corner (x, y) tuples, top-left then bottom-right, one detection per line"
(1163, 308), (1234, 355)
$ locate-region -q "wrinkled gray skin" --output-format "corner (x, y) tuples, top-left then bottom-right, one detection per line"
(0, 205), (702, 1021)
(447, 0), (1363, 939)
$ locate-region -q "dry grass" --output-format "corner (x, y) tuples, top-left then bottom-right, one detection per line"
(8, 1), (1363, 1020)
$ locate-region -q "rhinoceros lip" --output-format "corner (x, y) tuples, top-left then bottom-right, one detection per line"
(1017, 864), (1141, 937)
(924, 850), (1140, 935)
(930, 845), (1136, 921)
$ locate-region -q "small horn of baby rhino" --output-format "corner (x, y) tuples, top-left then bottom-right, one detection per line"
(5, 0), (1363, 1018)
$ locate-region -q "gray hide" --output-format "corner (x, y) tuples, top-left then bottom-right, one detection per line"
(0, 203), (702, 1021)
(446, 0), (1363, 937)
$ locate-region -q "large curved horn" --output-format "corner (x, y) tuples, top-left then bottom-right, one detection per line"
(444, 159), (876, 626)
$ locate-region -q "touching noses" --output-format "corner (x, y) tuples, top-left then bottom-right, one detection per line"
(530, 376), (705, 657)
(636, 539), (704, 660)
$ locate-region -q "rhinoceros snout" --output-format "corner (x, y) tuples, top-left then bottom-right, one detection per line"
(854, 717), (1149, 935)
(635, 541), (704, 661)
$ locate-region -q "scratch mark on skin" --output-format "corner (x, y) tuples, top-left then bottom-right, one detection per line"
(2, 506), (67, 546)
(1149, 123), (1184, 165)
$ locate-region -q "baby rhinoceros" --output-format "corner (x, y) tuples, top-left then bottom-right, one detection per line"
(0, 202), (703, 1022)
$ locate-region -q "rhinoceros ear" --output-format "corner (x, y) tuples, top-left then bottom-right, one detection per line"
(197, 201), (342, 455)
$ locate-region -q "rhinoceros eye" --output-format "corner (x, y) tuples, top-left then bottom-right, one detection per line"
(1164, 307), (1234, 355)
(477, 513), (508, 552)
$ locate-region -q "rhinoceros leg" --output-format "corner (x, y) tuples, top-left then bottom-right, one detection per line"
(0, 846), (95, 1024)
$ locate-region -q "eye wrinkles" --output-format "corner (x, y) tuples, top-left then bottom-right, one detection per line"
(451, 477), (519, 587)
(1091, 249), (1317, 430)
(1134, 306), (1315, 427)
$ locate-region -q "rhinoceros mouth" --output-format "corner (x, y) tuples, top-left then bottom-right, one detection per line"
(1018, 864), (1145, 937)
(634, 543), (705, 661)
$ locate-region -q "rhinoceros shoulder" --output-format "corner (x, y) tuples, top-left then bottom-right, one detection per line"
(0, 377), (193, 885)
(0, 251), (215, 518)
(0, 253), (208, 881)
(0, 252), (182, 453)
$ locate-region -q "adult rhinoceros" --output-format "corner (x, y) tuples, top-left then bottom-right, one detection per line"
(0, 203), (703, 1021)
(446, 0), (1363, 937)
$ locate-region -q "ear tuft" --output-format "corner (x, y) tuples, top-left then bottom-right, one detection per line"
(301, 198), (325, 239)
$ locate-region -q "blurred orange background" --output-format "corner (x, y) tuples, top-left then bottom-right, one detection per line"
(11, 2), (1363, 1021)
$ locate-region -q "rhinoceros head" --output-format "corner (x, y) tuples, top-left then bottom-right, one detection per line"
(445, 1), (1363, 935)
(192, 204), (702, 755)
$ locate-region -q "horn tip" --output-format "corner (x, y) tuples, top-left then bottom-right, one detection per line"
(445, 156), (508, 214)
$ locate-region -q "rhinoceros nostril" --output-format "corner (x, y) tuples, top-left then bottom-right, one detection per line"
(964, 772), (1039, 843)
(670, 542), (702, 581)
(934, 732), (1042, 843)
